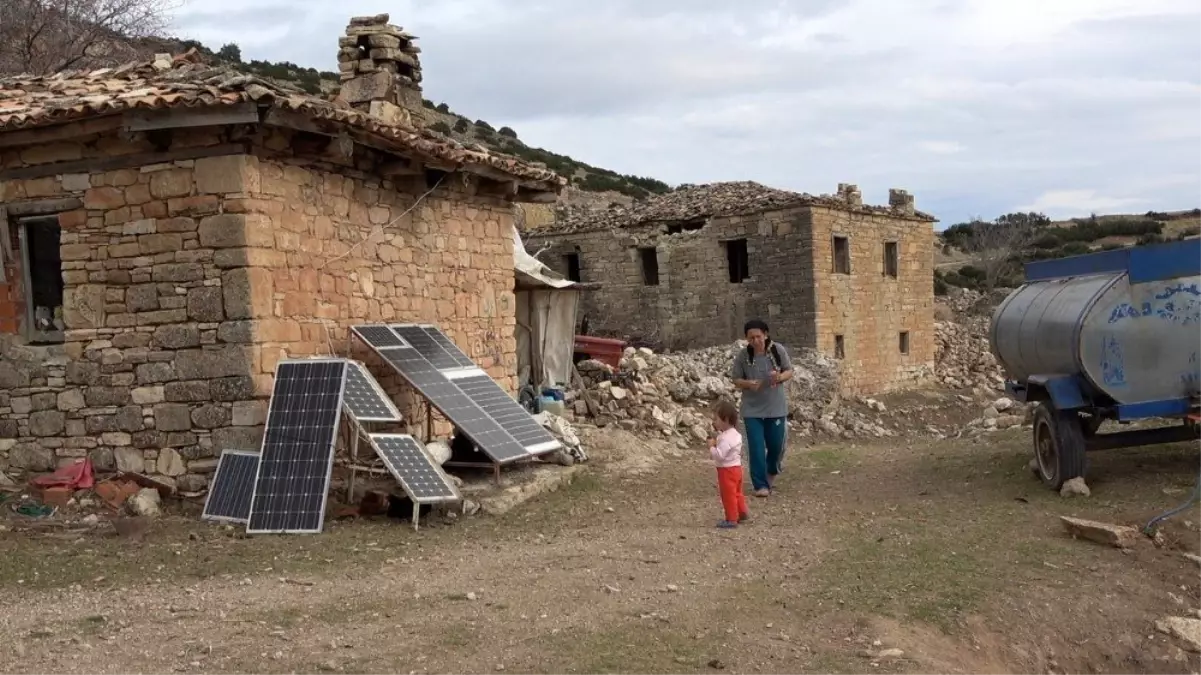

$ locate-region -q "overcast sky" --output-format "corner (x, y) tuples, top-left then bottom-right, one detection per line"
(173, 0), (1201, 226)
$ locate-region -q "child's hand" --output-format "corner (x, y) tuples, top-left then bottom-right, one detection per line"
(707, 438), (716, 449)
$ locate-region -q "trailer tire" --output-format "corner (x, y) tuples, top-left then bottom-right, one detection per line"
(1032, 403), (1087, 491)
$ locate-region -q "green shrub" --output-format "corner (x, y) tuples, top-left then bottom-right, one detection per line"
(474, 119), (494, 131)
(436, 103), (450, 113)
(421, 99), (435, 109)
(452, 118), (469, 133)
(498, 126), (518, 139)
(430, 121), (452, 134)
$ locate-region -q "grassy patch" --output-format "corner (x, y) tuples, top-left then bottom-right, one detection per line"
(798, 447), (849, 471)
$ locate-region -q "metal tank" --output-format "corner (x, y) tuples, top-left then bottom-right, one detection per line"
(988, 238), (1201, 492)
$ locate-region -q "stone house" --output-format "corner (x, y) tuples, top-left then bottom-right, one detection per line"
(0, 16), (563, 486)
(524, 181), (938, 395)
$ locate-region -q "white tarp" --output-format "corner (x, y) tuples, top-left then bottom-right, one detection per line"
(512, 227), (580, 390)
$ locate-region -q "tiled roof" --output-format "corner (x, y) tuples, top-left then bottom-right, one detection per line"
(0, 51), (565, 191)
(540, 181), (936, 234)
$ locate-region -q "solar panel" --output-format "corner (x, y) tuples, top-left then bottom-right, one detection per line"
(372, 345), (529, 463)
(446, 369), (562, 455)
(342, 361), (402, 423)
(368, 433), (460, 503)
(391, 323), (560, 456)
(246, 358), (348, 534)
(201, 450), (259, 523)
(351, 324), (405, 349)
(392, 324), (466, 371)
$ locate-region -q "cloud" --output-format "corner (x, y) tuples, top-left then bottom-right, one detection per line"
(171, 0), (1201, 226)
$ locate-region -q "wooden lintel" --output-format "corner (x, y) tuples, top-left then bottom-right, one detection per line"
(0, 208), (11, 264)
(4, 197), (84, 216)
(123, 101), (261, 132)
(262, 107), (328, 136)
(0, 116), (124, 149)
(0, 144), (247, 181)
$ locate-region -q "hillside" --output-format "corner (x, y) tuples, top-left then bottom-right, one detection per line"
(934, 208), (1201, 294)
(166, 39), (671, 202)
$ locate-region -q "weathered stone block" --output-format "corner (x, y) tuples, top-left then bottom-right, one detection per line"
(191, 404), (230, 429)
(157, 447), (186, 476)
(125, 284), (160, 312)
(340, 70), (395, 104)
(198, 213), (247, 248)
(85, 386), (131, 407)
(223, 267), (274, 319)
(131, 386), (165, 405)
(154, 404), (192, 432)
(211, 426), (264, 452)
(187, 287), (225, 322)
(174, 346), (251, 380)
(0, 361), (32, 389)
(165, 380), (211, 402)
(152, 324), (201, 349)
(84, 186), (125, 209)
(29, 410), (66, 437)
(66, 362), (100, 385)
(57, 389), (85, 411)
(9, 443), (55, 471)
(114, 446), (143, 472)
(194, 155), (248, 194)
(31, 392), (56, 411)
(89, 447), (115, 471)
(149, 168), (192, 199)
(135, 361), (175, 384)
(152, 262), (204, 283)
(176, 474), (209, 492)
(210, 376), (255, 401)
(62, 284), (107, 329)
(231, 400), (267, 426)
(216, 320), (254, 343)
(99, 432), (132, 447)
(10, 396), (32, 415)
(138, 232), (183, 255)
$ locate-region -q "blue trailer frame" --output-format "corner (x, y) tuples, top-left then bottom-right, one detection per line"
(996, 239), (1201, 489)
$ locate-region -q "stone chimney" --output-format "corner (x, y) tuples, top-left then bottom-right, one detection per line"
(336, 14), (424, 126)
(837, 183), (863, 207)
(888, 188), (915, 216)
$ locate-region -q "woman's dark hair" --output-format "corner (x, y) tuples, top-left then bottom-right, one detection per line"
(743, 319), (769, 335)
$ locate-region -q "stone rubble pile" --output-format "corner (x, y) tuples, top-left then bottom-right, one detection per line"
(336, 13), (424, 116)
(570, 342), (897, 441)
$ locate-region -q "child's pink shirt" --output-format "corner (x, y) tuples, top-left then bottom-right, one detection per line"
(710, 427), (742, 468)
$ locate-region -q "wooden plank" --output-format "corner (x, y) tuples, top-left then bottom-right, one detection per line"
(4, 197), (83, 217)
(378, 159), (422, 176)
(517, 188), (559, 204)
(123, 102), (261, 132)
(0, 144), (247, 181)
(0, 116), (124, 149)
(0, 207), (11, 264)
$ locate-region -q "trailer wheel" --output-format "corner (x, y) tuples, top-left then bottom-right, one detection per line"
(1032, 403), (1087, 490)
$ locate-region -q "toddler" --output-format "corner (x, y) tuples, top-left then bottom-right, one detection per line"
(708, 400), (749, 529)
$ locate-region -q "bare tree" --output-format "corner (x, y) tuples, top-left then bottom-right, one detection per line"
(964, 217), (1038, 292)
(0, 0), (180, 76)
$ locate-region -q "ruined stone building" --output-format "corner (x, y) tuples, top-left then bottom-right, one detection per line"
(524, 182), (937, 395)
(0, 15), (562, 483)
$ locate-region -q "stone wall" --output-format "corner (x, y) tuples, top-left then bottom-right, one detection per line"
(0, 128), (265, 487)
(0, 124), (520, 481)
(527, 207), (817, 350)
(809, 206), (935, 394)
(237, 127), (519, 428)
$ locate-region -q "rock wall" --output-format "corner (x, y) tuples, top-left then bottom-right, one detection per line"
(527, 206), (818, 351)
(809, 206), (936, 394)
(0, 125), (520, 482)
(240, 127), (519, 425)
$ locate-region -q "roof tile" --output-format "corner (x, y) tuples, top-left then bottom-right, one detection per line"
(0, 51), (565, 192)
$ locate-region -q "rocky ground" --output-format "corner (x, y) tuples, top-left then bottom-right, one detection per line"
(565, 287), (1023, 445)
(1, 426), (1198, 674)
(2, 288), (1198, 673)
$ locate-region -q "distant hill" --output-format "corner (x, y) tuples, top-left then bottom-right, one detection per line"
(934, 208), (1201, 294)
(168, 40), (672, 202)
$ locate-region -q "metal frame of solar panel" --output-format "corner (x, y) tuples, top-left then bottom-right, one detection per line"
(201, 449), (260, 524)
(342, 360), (402, 423)
(393, 323), (562, 456)
(246, 358), (349, 535)
(350, 324), (530, 464)
(368, 433), (461, 504)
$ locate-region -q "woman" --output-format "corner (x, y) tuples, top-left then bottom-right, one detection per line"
(730, 319), (793, 497)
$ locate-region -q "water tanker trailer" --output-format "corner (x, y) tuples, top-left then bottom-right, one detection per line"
(989, 238), (1201, 490)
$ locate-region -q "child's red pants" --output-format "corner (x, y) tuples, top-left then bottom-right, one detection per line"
(716, 466), (748, 522)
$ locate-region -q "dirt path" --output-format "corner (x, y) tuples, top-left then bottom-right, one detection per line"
(1, 430), (1198, 674)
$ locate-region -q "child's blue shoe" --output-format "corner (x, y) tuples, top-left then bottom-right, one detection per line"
(716, 520), (737, 529)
